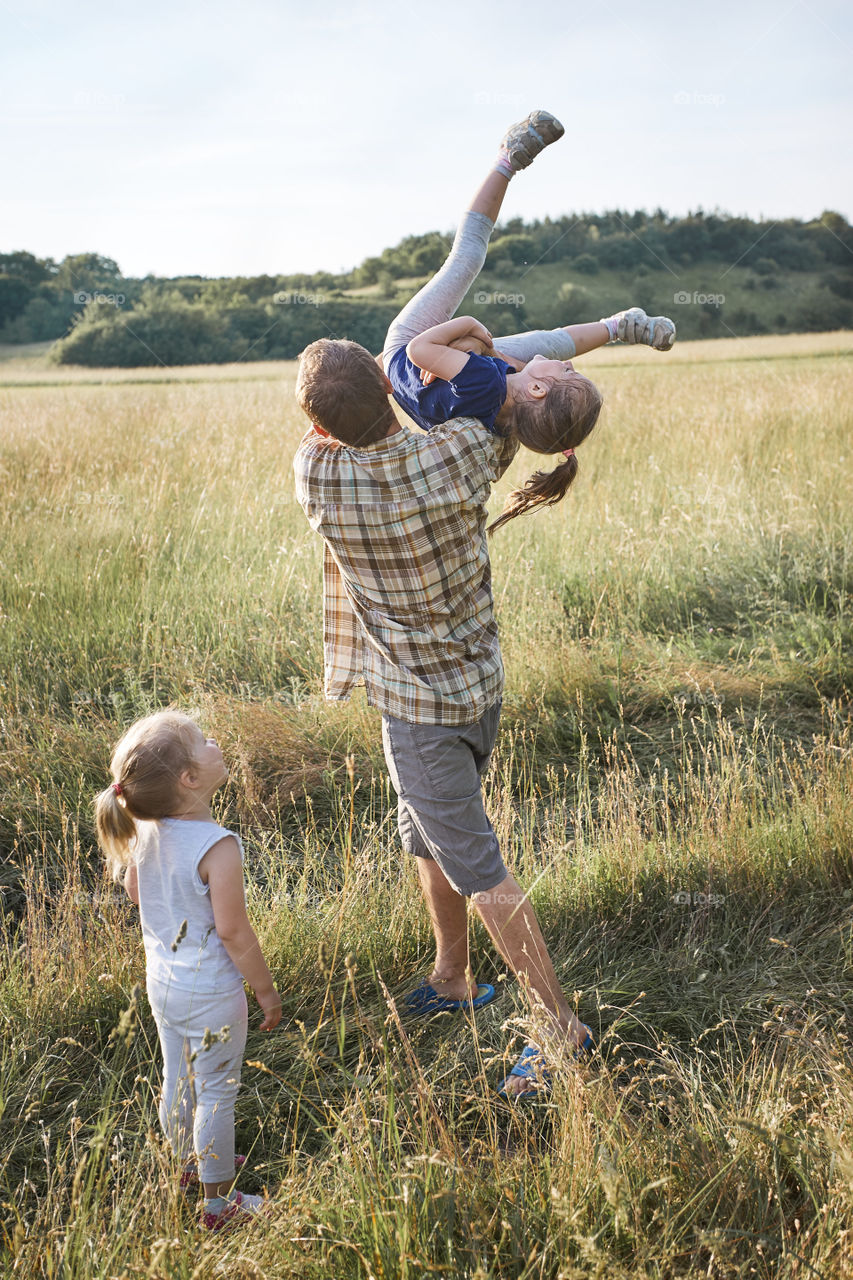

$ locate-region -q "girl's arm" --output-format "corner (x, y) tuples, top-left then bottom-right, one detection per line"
(407, 315), (493, 381)
(124, 862), (139, 905)
(200, 836), (282, 1031)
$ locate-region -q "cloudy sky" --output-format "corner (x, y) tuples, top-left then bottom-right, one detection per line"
(2, 0), (850, 279)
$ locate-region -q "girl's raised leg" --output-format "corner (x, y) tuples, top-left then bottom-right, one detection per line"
(382, 111), (564, 369)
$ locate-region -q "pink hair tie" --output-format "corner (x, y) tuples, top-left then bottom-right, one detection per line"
(112, 782), (123, 796)
(562, 448), (575, 459)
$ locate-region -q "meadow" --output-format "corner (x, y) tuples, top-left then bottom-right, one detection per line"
(1, 331), (852, 1278)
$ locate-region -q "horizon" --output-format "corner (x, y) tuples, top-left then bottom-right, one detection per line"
(7, 204), (848, 284)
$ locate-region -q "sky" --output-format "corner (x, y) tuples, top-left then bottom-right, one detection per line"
(1, 0), (851, 279)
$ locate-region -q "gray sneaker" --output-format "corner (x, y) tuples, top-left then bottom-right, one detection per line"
(500, 110), (564, 172)
(611, 307), (677, 351)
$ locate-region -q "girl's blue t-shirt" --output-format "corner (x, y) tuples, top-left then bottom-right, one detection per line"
(388, 348), (513, 434)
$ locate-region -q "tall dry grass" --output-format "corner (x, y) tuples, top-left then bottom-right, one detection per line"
(1, 333), (851, 1277)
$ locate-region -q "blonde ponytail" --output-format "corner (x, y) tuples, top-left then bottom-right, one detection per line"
(95, 784), (139, 880)
(94, 710), (201, 880)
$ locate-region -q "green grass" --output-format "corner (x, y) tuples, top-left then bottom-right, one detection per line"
(1, 333), (852, 1277)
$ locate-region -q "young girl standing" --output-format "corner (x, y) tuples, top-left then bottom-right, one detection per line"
(95, 709), (282, 1231)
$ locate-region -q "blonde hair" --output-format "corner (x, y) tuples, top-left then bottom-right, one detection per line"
(94, 710), (201, 880)
(490, 373), (602, 535)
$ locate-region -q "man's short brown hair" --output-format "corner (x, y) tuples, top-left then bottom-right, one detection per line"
(295, 338), (396, 446)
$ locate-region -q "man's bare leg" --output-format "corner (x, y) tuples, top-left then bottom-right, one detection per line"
(415, 857), (479, 1003)
(473, 873), (590, 1096)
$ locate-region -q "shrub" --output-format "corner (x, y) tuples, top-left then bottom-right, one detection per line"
(51, 302), (241, 367)
(557, 282), (591, 311)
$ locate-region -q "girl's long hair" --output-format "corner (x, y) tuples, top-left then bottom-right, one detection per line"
(95, 710), (200, 880)
(489, 373), (602, 535)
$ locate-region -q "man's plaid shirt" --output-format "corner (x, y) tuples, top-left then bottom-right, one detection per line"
(293, 417), (519, 726)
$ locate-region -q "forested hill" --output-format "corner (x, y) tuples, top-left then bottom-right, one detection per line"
(2, 209), (851, 367)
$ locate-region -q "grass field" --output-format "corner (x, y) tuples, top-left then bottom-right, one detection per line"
(1, 332), (852, 1278)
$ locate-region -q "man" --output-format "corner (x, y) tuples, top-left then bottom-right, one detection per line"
(293, 334), (593, 1097)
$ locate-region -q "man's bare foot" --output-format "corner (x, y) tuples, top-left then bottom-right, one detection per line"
(403, 975), (496, 1017)
(499, 1025), (594, 1099)
(426, 971), (479, 1003)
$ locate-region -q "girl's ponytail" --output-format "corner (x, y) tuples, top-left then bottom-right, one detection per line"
(488, 451), (579, 535)
(95, 783), (139, 881)
(492, 369), (601, 534)
(94, 709), (201, 881)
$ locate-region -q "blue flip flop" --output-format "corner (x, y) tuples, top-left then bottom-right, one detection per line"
(497, 1030), (595, 1099)
(403, 981), (496, 1017)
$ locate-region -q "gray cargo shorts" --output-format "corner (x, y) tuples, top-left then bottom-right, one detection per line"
(380, 699), (508, 897)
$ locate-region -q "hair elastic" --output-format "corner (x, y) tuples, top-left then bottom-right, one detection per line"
(562, 448), (575, 459)
(112, 781), (123, 796)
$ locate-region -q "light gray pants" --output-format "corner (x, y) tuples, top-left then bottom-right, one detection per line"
(147, 975), (248, 1184)
(382, 210), (577, 371)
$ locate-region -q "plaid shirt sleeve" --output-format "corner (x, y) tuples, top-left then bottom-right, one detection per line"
(294, 419), (520, 725)
(492, 431), (520, 482)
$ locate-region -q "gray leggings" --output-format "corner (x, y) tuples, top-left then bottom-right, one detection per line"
(382, 210), (577, 371)
(147, 975), (248, 1184)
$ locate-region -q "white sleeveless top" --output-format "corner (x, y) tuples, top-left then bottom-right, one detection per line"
(134, 818), (244, 993)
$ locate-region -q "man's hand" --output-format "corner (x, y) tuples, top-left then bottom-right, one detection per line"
(407, 315), (493, 385)
(464, 319), (493, 348)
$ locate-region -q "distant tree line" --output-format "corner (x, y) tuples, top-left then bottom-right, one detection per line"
(1, 209), (850, 367)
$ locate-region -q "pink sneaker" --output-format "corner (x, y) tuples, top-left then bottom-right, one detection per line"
(200, 1190), (266, 1232)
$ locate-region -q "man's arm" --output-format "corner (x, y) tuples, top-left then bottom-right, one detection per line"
(492, 433), (521, 482)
